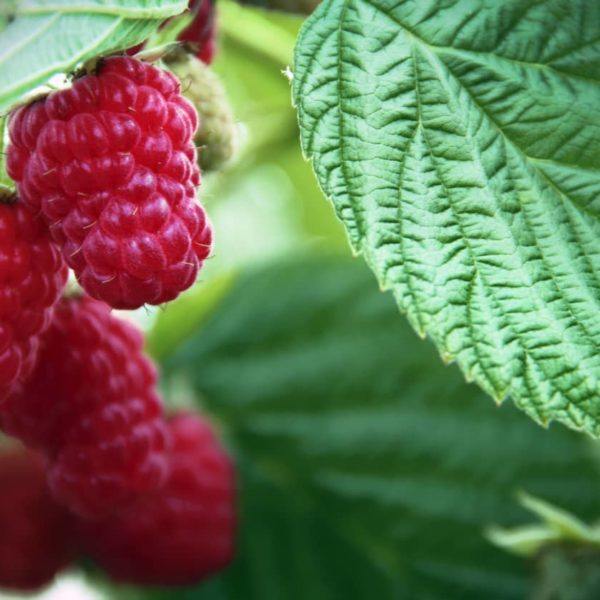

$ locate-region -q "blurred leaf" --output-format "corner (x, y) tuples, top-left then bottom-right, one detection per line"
(219, 1), (297, 67)
(519, 494), (595, 541)
(113, 460), (397, 600)
(147, 271), (236, 362)
(293, 0), (600, 435)
(198, 2), (346, 268)
(214, 2), (299, 118)
(140, 257), (600, 599)
(0, 0), (186, 114)
(489, 494), (600, 559)
(487, 525), (562, 559)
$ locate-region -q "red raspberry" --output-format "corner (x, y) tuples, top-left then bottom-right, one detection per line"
(0, 448), (74, 592)
(0, 199), (67, 402)
(0, 295), (170, 518)
(78, 412), (236, 586)
(7, 56), (212, 310)
(179, 0), (217, 64)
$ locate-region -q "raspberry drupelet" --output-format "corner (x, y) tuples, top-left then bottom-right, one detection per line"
(0, 295), (170, 518)
(7, 56), (212, 310)
(78, 412), (236, 585)
(0, 198), (67, 402)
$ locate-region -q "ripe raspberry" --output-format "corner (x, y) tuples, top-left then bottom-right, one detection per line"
(78, 412), (236, 586)
(0, 198), (67, 402)
(179, 0), (217, 64)
(167, 54), (238, 172)
(0, 447), (74, 592)
(0, 295), (170, 518)
(7, 56), (212, 310)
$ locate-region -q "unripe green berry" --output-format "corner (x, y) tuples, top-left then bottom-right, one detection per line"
(167, 53), (239, 173)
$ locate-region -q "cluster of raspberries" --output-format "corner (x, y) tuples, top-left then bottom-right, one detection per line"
(0, 5), (235, 591)
(0, 412), (234, 592)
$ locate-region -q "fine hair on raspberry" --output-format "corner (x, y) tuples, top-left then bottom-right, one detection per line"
(7, 56), (213, 310)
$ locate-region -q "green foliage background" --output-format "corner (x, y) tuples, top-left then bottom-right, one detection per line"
(0, 2), (599, 599)
(141, 4), (600, 599)
(143, 256), (600, 600)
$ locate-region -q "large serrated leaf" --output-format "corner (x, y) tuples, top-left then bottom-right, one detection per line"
(292, 0), (600, 436)
(141, 257), (600, 600)
(0, 0), (187, 114)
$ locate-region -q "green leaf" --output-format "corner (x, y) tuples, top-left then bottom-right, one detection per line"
(0, 0), (186, 114)
(149, 257), (600, 599)
(292, 0), (600, 436)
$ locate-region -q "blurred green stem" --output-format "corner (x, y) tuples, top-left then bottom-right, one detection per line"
(220, 1), (299, 66)
(234, 0), (320, 15)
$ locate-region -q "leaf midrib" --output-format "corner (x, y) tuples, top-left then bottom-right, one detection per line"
(411, 42), (519, 399)
(361, 0), (600, 225)
(336, 0), (366, 243)
(347, 9), (600, 413)
(415, 40), (600, 407)
(363, 0), (600, 86)
(417, 40), (600, 327)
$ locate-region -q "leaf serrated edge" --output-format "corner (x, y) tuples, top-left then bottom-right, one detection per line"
(290, 0), (600, 438)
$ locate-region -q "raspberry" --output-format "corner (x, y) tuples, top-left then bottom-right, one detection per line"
(178, 0), (217, 64)
(78, 412), (236, 586)
(167, 54), (239, 172)
(0, 198), (67, 402)
(0, 295), (170, 518)
(7, 56), (213, 310)
(0, 448), (74, 592)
